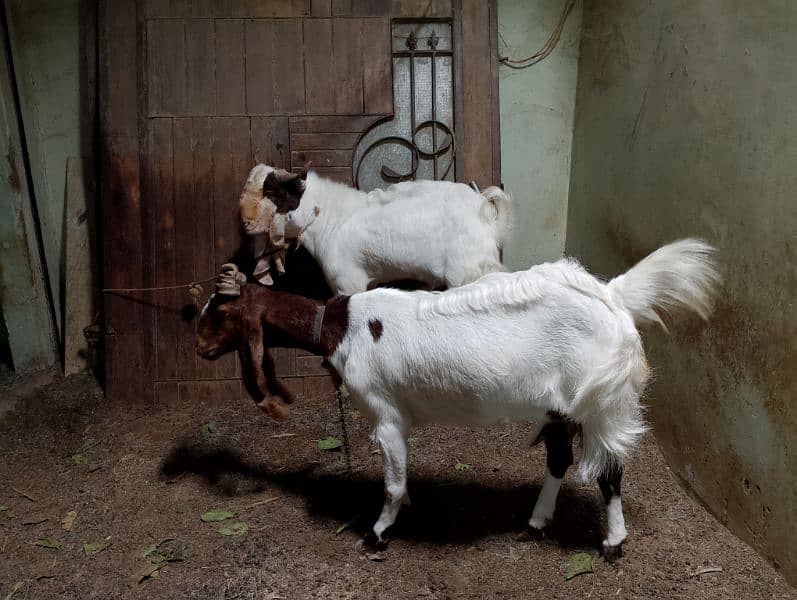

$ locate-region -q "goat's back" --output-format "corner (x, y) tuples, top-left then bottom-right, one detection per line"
(329, 262), (644, 429)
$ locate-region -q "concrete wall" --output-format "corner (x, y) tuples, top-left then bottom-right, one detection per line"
(498, 0), (581, 269)
(5, 0), (88, 339)
(567, 0), (796, 584)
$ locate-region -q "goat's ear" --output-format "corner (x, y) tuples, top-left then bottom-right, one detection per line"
(262, 171), (305, 214)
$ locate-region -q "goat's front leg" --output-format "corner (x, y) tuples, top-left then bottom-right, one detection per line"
(528, 421), (574, 531)
(597, 465), (627, 560)
(372, 421), (410, 543)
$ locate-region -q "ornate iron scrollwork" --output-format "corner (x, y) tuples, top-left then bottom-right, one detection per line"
(353, 20), (456, 191)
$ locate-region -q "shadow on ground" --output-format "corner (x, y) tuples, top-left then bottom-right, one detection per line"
(161, 441), (604, 549)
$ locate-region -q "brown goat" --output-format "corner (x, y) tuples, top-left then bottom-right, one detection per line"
(195, 284), (349, 419)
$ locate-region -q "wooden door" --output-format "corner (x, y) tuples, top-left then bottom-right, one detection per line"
(100, 0), (500, 404)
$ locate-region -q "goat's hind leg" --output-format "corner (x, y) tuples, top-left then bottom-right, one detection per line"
(598, 465), (627, 560)
(526, 420), (575, 533)
(372, 421), (410, 544)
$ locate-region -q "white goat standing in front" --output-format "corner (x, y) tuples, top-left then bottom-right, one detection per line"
(197, 239), (720, 557)
(240, 164), (512, 294)
(329, 240), (719, 554)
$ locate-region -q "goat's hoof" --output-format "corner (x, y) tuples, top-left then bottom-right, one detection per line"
(515, 525), (546, 542)
(357, 532), (388, 552)
(601, 540), (624, 562)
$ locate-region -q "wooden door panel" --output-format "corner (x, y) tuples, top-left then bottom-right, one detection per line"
(102, 0), (499, 400)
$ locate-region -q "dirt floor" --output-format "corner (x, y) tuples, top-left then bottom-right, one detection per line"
(0, 371), (794, 599)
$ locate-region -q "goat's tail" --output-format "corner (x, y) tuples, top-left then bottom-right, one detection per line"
(569, 239), (719, 479)
(607, 239), (721, 331)
(479, 186), (512, 248)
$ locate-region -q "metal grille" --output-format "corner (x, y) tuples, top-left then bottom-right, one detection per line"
(353, 20), (455, 191)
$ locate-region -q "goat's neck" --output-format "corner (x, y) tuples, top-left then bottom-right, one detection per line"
(294, 174), (368, 256)
(258, 288), (349, 357)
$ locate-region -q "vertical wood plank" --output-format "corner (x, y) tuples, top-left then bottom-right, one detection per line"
(178, 380), (220, 405)
(192, 117), (217, 379)
(147, 19), (187, 116)
(251, 117), (290, 169)
(244, 19), (274, 114)
(172, 118), (198, 380)
(186, 18), (216, 115)
(273, 19), (305, 114)
(303, 18), (335, 114)
(332, 0), (351, 15)
(361, 17), (392, 114)
(228, 0), (249, 17)
(211, 117), (238, 378)
(144, 0), (172, 17)
(100, 0), (146, 401)
(488, 0), (500, 184)
(391, 0), (452, 17)
(458, 0), (492, 187)
(171, 0), (193, 17)
(246, 0), (309, 16)
(155, 381), (179, 405)
(230, 117), (251, 379)
(352, 0), (389, 15)
(192, 0), (215, 17)
(211, 0), (230, 16)
(333, 19), (363, 114)
(151, 118), (178, 380)
(311, 0), (332, 16)
(215, 19), (246, 115)
(107, 336), (147, 401)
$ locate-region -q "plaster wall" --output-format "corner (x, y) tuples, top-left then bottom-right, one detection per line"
(566, 0), (797, 584)
(498, 0), (581, 269)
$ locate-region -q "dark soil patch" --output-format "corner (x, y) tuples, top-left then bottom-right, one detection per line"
(0, 374), (793, 599)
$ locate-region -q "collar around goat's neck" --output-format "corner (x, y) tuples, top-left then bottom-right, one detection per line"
(312, 303), (325, 345)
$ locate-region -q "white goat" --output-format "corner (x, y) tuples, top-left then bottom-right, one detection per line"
(196, 240), (720, 557)
(240, 164), (512, 294)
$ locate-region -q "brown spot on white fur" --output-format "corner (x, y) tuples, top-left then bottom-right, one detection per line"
(368, 319), (383, 341)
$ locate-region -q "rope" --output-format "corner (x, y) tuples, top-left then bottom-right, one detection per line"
(101, 275), (217, 294)
(336, 386), (352, 474)
(499, 0), (576, 68)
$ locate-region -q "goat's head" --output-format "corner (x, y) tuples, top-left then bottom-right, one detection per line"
(195, 264), (251, 360)
(239, 163), (307, 235)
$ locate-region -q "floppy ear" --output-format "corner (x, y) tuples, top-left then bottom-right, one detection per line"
(262, 170), (306, 214)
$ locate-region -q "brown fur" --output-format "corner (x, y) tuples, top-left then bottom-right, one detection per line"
(196, 284), (349, 418)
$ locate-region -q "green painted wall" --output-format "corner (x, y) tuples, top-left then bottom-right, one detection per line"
(6, 0), (87, 339)
(498, 0), (581, 270)
(0, 15), (57, 372)
(567, 0), (796, 585)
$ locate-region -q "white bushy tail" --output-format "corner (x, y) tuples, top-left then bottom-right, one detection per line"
(479, 186), (512, 248)
(574, 239), (720, 480)
(608, 239), (720, 330)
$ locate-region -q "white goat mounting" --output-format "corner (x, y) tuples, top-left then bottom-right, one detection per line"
(196, 240), (720, 558)
(239, 164), (512, 294)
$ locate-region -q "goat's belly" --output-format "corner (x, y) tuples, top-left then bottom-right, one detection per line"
(393, 387), (551, 427)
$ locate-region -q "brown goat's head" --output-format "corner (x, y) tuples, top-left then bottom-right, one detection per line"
(195, 294), (246, 360)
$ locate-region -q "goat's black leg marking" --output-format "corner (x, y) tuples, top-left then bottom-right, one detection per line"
(527, 422), (574, 531)
(597, 466), (627, 561)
